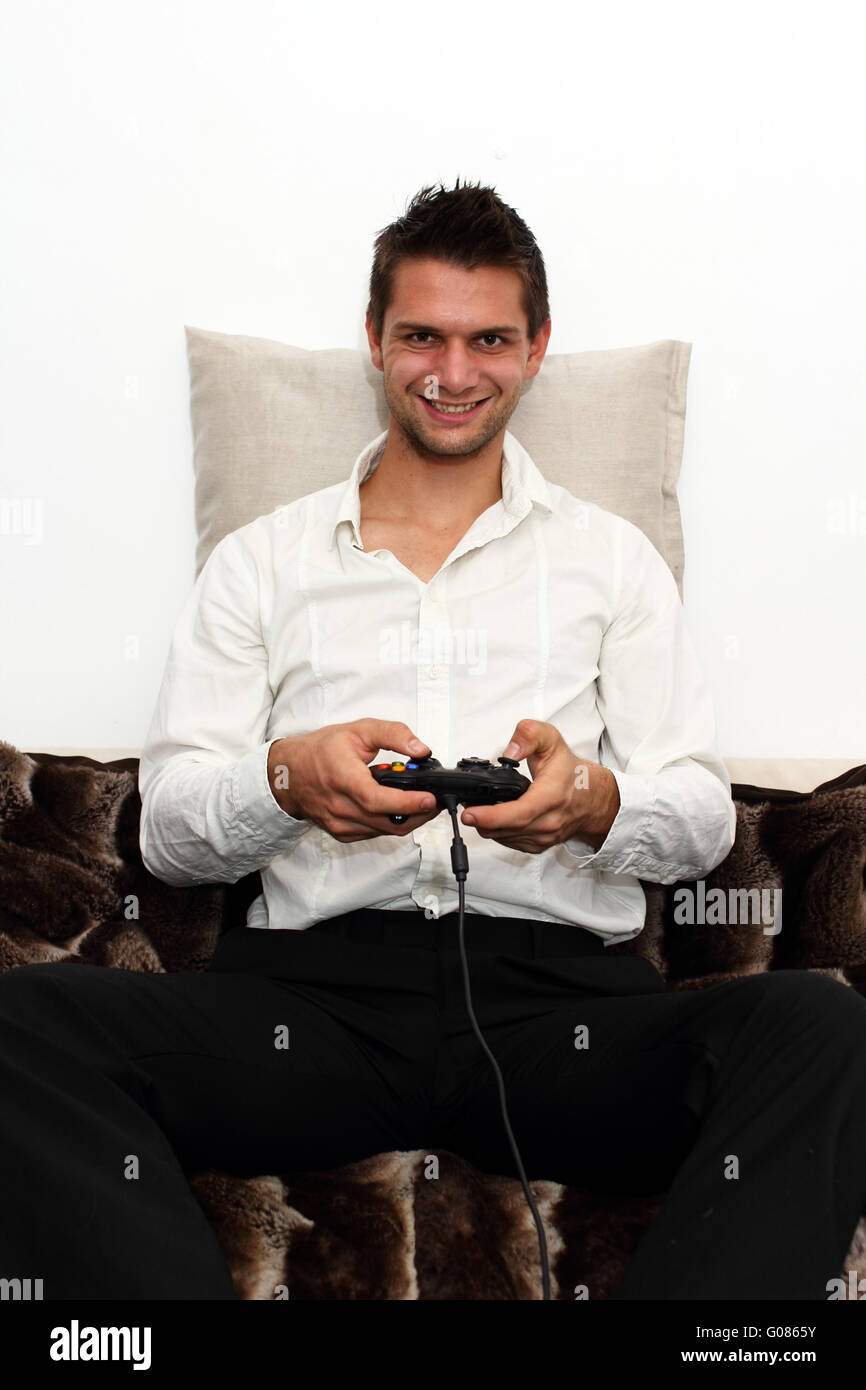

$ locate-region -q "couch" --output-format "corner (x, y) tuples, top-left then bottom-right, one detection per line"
(2, 740), (864, 1299)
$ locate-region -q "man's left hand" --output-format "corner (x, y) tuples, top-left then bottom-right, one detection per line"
(460, 718), (621, 854)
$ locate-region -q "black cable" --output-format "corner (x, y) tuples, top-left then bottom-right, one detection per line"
(441, 795), (551, 1301)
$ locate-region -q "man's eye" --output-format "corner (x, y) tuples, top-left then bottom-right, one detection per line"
(406, 333), (503, 347)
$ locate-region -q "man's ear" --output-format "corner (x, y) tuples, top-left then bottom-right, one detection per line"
(524, 316), (552, 383)
(365, 309), (384, 372)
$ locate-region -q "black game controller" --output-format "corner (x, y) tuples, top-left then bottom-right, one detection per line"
(369, 752), (531, 824)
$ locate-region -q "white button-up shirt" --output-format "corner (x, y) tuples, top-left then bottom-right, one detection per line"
(139, 428), (736, 945)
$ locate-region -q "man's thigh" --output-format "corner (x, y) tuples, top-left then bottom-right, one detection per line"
(437, 957), (813, 1194)
(0, 957), (418, 1176)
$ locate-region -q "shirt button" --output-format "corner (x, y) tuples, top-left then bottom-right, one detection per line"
(428, 666), (441, 679)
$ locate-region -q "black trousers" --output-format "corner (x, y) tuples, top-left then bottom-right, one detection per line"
(2, 906), (866, 1300)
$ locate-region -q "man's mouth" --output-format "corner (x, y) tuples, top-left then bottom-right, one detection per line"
(418, 395), (490, 422)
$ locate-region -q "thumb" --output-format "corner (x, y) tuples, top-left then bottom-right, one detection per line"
(502, 718), (546, 760)
(354, 718), (430, 760)
(503, 719), (561, 777)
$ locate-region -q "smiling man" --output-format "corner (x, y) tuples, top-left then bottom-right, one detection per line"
(344, 259), (615, 859)
(4, 180), (866, 1304)
(356, 251), (621, 855)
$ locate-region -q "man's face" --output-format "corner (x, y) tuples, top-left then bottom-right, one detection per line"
(365, 257), (551, 459)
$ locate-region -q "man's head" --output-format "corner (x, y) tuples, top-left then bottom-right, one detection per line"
(365, 180), (551, 459)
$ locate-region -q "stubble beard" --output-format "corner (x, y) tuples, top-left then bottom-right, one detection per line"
(385, 380), (523, 459)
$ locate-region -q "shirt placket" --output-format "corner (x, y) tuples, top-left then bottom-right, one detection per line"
(412, 580), (454, 916)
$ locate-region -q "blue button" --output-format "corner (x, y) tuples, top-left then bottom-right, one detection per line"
(406, 762), (418, 769)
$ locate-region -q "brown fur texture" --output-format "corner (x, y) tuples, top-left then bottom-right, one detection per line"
(2, 740), (865, 1299)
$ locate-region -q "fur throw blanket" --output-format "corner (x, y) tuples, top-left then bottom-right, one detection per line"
(1, 740), (865, 1299)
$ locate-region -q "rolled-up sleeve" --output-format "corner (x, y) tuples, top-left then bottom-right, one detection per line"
(563, 518), (736, 884)
(138, 530), (309, 886)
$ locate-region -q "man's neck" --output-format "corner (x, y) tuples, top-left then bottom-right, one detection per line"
(359, 427), (505, 530)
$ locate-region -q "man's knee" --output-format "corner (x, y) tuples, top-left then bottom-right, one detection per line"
(759, 967), (861, 1000)
(747, 968), (866, 1039)
(0, 961), (104, 1025)
(0, 961), (70, 996)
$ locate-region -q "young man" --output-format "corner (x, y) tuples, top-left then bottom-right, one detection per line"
(3, 180), (866, 1302)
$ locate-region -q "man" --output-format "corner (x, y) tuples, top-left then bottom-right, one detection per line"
(2, 180), (866, 1302)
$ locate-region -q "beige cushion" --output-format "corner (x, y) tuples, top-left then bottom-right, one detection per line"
(185, 326), (691, 595)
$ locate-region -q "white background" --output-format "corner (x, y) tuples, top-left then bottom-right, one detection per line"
(1, 0), (863, 758)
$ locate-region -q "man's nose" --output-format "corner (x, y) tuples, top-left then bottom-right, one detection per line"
(430, 342), (483, 396)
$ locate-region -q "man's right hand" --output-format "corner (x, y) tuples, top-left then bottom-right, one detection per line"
(266, 719), (442, 843)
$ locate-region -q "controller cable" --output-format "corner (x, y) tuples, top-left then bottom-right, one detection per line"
(439, 792), (551, 1301)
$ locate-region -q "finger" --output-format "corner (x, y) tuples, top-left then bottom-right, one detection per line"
(501, 718), (549, 761)
(488, 828), (559, 853)
(358, 781), (438, 820)
(329, 807), (439, 840)
(465, 802), (565, 845)
(353, 718), (430, 761)
(461, 782), (546, 829)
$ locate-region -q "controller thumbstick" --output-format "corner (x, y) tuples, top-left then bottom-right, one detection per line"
(499, 756), (521, 768)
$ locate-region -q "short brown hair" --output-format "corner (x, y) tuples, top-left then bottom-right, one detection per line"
(367, 178), (550, 343)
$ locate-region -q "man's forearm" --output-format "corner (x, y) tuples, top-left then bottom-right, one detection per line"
(563, 761), (736, 883)
(267, 737), (305, 820)
(568, 764), (621, 850)
(140, 743), (309, 887)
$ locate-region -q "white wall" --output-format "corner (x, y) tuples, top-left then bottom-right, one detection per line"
(1, 0), (863, 759)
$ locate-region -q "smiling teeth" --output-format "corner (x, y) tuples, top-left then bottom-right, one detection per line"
(430, 400), (481, 413)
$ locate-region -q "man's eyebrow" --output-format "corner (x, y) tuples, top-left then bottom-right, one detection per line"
(391, 321), (521, 335)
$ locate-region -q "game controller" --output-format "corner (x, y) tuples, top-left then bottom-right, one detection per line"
(369, 752), (531, 823)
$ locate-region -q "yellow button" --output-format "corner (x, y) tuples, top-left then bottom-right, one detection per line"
(392, 762), (406, 771)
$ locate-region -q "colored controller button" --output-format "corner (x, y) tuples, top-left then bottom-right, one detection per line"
(391, 762), (406, 770)
(406, 762), (418, 768)
(375, 763), (391, 769)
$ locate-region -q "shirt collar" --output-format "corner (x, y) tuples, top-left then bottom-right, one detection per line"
(328, 427), (554, 552)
